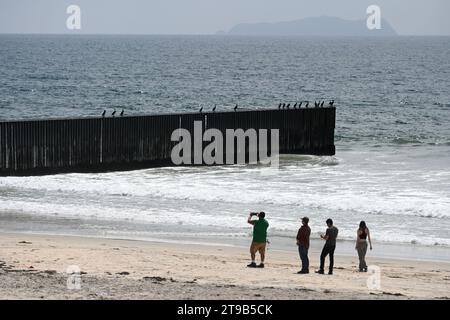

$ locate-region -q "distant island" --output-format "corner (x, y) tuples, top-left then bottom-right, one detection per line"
(219, 16), (397, 36)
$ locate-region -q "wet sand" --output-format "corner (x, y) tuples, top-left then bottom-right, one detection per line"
(1, 233), (449, 300)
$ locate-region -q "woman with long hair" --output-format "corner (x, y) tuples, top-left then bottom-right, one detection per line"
(356, 221), (372, 272)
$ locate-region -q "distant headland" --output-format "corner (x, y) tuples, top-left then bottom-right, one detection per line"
(217, 16), (397, 36)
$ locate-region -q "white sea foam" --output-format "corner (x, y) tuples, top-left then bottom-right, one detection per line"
(1, 149), (449, 247)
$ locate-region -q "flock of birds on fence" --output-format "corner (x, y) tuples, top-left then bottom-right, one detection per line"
(100, 100), (335, 117)
(101, 109), (124, 117)
(278, 100), (334, 109)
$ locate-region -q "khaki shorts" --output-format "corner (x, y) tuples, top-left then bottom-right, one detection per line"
(250, 241), (266, 255)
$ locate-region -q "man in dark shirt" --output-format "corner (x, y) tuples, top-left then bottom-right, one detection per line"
(316, 218), (339, 275)
(296, 216), (311, 274)
(247, 212), (269, 268)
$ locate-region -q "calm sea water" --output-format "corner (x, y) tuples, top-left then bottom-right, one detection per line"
(0, 35), (449, 252)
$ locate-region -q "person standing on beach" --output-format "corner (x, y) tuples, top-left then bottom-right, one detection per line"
(296, 217), (311, 274)
(247, 212), (269, 268)
(355, 221), (372, 272)
(316, 218), (338, 275)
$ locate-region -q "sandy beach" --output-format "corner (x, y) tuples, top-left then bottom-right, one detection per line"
(0, 232), (449, 300)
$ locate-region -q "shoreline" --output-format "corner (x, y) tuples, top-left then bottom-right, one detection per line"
(1, 210), (449, 263)
(1, 232), (449, 300)
(1, 215), (449, 263)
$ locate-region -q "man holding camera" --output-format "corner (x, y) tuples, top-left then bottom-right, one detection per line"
(247, 211), (269, 268)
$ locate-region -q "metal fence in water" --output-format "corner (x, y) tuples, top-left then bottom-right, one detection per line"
(0, 108), (335, 176)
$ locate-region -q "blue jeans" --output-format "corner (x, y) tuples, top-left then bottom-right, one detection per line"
(298, 245), (309, 271)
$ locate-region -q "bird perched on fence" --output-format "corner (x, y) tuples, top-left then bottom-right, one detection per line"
(212, 105), (216, 112)
(299, 101), (303, 108)
(293, 102), (297, 109)
(286, 103), (290, 109)
(329, 100), (335, 107)
(320, 101), (324, 107)
(305, 101), (309, 108)
(101, 110), (106, 117)
(112, 109), (116, 117)
(199, 106), (203, 113)
(234, 104), (238, 112)
(278, 103), (282, 109)
(120, 109), (124, 116)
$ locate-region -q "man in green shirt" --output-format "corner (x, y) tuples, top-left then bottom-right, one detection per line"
(247, 211), (269, 268)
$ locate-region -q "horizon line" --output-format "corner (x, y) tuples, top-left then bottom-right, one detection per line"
(1, 32), (449, 37)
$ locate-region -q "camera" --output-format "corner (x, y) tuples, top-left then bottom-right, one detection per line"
(250, 212), (258, 217)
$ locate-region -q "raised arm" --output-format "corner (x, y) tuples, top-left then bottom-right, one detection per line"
(248, 213), (256, 225)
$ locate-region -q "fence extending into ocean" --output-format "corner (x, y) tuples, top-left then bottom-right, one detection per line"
(0, 107), (335, 176)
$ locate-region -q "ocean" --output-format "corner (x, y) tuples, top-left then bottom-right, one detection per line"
(0, 35), (449, 259)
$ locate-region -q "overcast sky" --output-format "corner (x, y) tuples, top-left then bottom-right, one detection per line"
(1, 0), (449, 35)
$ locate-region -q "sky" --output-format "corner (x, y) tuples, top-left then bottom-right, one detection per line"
(0, 0), (449, 35)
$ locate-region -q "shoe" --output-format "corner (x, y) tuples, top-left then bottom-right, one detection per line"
(247, 262), (257, 268)
(315, 270), (324, 274)
(297, 270), (309, 274)
(328, 271), (333, 275)
(359, 269), (364, 272)
(257, 263), (265, 268)
(363, 267), (368, 272)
